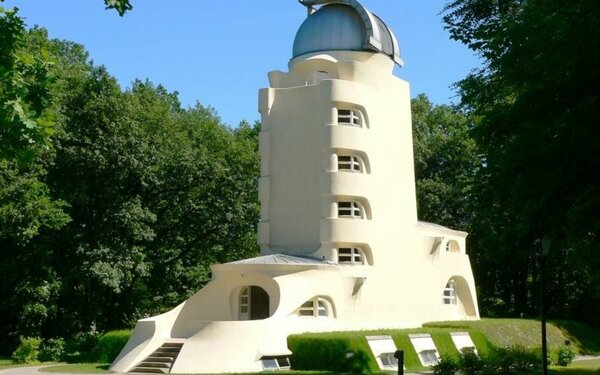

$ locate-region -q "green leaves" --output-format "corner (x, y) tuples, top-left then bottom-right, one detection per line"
(103, 0), (133, 16)
(443, 0), (600, 324)
(0, 22), (260, 351)
(1, 5), (56, 165)
(412, 94), (478, 230)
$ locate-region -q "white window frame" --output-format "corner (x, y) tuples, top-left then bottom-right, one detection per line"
(261, 356), (291, 371)
(338, 247), (364, 265)
(419, 349), (440, 366)
(337, 155), (363, 172)
(298, 297), (330, 317)
(239, 287), (250, 319)
(443, 280), (457, 305)
(338, 201), (364, 219)
(337, 108), (362, 127)
(379, 352), (399, 368)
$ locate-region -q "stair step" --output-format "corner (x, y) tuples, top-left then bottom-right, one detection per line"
(146, 356), (174, 363)
(137, 362), (171, 368)
(162, 343), (183, 348)
(130, 367), (168, 374)
(154, 348), (180, 353)
(129, 340), (184, 373)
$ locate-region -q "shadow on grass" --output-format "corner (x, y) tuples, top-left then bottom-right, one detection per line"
(551, 320), (600, 355)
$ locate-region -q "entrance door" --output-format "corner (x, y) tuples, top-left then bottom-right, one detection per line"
(239, 286), (270, 320)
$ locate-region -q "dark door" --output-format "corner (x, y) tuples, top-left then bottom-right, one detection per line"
(250, 286), (270, 320)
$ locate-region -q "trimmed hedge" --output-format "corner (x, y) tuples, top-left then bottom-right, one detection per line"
(288, 333), (378, 373)
(92, 330), (131, 364)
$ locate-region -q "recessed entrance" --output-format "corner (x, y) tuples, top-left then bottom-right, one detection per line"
(239, 286), (270, 320)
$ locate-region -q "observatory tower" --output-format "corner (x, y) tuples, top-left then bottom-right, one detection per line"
(111, 1), (479, 373)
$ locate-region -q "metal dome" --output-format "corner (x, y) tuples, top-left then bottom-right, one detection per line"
(293, 0), (404, 66)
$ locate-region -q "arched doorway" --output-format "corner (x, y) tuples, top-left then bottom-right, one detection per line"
(239, 286), (270, 320)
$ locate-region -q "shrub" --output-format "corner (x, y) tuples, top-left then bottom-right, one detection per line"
(39, 338), (66, 362)
(288, 336), (351, 372)
(12, 336), (42, 364)
(433, 345), (542, 375)
(458, 349), (484, 374)
(554, 345), (576, 366)
(287, 334), (376, 373)
(432, 356), (459, 375)
(93, 330), (131, 363)
(65, 332), (99, 362)
(485, 345), (540, 374)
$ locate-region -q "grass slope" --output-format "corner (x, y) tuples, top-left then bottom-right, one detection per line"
(424, 319), (600, 354)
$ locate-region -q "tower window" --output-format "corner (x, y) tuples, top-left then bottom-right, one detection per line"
(298, 297), (330, 317)
(338, 155), (362, 172)
(445, 240), (460, 253)
(338, 109), (362, 126)
(338, 201), (364, 218)
(338, 247), (364, 264)
(443, 280), (456, 305)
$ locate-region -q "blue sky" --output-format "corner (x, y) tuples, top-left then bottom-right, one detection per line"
(5, 0), (480, 127)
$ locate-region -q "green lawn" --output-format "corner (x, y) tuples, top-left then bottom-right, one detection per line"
(0, 357), (57, 370)
(39, 363), (111, 373)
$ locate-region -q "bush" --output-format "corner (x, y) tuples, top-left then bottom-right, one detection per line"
(93, 330), (131, 363)
(458, 349), (484, 374)
(39, 338), (66, 362)
(433, 356), (459, 375)
(485, 345), (540, 374)
(554, 345), (576, 366)
(432, 345), (541, 375)
(65, 332), (99, 362)
(288, 336), (351, 372)
(12, 336), (42, 364)
(287, 334), (376, 373)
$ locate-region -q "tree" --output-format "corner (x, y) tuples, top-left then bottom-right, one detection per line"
(412, 94), (478, 231)
(0, 5), (56, 164)
(443, 0), (600, 324)
(104, 0), (133, 16)
(0, 26), (261, 353)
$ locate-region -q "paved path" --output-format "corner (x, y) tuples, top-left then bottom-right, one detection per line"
(0, 365), (125, 375)
(0, 367), (430, 375)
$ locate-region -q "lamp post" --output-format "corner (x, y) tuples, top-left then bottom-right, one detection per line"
(540, 236), (552, 375)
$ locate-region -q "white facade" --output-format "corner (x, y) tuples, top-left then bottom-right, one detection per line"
(111, 1), (479, 373)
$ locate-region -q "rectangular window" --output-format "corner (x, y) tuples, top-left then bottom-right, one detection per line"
(261, 356), (291, 371)
(317, 300), (327, 316)
(299, 300), (314, 316)
(338, 155), (362, 172)
(419, 350), (439, 366)
(338, 202), (363, 218)
(338, 248), (364, 264)
(261, 359), (278, 370)
(338, 109), (361, 126)
(379, 353), (398, 368)
(443, 282), (456, 305)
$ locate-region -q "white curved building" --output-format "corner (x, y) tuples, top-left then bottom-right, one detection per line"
(111, 1), (479, 373)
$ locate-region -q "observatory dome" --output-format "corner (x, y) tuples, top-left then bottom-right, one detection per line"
(292, 1), (404, 66)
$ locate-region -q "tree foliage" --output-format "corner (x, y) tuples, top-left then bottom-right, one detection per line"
(0, 5), (55, 164)
(443, 0), (600, 325)
(104, 0), (133, 16)
(412, 94), (478, 230)
(0, 26), (260, 354)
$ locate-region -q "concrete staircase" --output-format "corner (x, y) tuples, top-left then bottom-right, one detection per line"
(129, 342), (184, 374)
